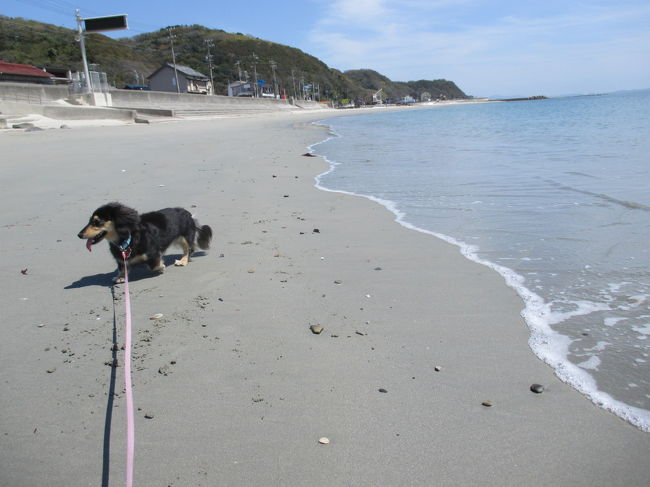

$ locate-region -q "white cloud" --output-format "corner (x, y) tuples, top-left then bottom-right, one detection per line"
(305, 1), (650, 96)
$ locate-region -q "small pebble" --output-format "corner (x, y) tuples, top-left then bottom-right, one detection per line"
(334, 280), (342, 285)
(530, 383), (545, 394)
(310, 325), (324, 335)
(144, 412), (155, 419)
(481, 400), (493, 407)
(434, 366), (442, 372)
(46, 368), (56, 374)
(149, 313), (163, 320)
(378, 388), (388, 393)
(318, 437), (330, 444)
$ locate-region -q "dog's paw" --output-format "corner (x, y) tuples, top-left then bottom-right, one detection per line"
(113, 276), (125, 284)
(174, 259), (188, 267)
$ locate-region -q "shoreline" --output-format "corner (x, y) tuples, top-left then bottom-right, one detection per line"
(309, 115), (650, 433)
(1, 111), (648, 485)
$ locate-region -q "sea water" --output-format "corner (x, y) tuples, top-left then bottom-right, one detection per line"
(311, 90), (650, 431)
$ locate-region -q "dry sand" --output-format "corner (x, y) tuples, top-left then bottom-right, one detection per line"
(1, 110), (649, 486)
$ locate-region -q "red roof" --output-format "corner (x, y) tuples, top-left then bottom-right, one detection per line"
(0, 61), (54, 78)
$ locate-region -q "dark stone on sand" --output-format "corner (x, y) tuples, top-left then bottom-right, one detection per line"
(313, 228), (320, 233)
(482, 400), (493, 407)
(302, 153), (316, 157)
(530, 383), (545, 394)
(46, 368), (56, 374)
(378, 388), (388, 393)
(144, 412), (155, 419)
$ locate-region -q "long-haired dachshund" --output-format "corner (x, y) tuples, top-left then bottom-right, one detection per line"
(78, 202), (212, 283)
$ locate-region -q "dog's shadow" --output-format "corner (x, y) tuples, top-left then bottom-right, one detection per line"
(64, 252), (208, 289)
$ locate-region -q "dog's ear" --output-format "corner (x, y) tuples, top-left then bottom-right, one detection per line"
(113, 203), (140, 227)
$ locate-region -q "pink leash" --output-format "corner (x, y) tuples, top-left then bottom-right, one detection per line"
(121, 251), (135, 487)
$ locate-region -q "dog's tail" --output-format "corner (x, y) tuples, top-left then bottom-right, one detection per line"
(196, 224), (212, 250)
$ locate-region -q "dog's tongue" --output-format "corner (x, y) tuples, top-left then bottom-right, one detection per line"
(86, 239), (93, 252)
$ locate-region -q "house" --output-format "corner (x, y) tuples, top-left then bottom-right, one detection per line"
(228, 80), (254, 97)
(0, 61), (55, 84)
(147, 63), (211, 94)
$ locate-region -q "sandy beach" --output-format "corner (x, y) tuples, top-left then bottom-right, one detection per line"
(1, 110), (649, 486)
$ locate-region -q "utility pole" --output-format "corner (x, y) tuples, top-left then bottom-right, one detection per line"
(269, 60), (278, 98)
(75, 9), (92, 93)
(235, 61), (242, 81)
(204, 39), (215, 95)
(168, 27), (180, 93)
(291, 69), (297, 100)
(251, 52), (259, 98)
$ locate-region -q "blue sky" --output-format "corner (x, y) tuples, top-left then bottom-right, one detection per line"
(4, 0), (650, 97)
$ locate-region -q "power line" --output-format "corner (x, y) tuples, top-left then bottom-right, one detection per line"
(9, 0), (164, 36)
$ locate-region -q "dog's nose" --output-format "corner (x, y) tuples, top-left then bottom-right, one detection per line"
(77, 229), (85, 239)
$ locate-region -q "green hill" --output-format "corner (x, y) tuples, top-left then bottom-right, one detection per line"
(0, 16), (467, 102)
(343, 69), (466, 102)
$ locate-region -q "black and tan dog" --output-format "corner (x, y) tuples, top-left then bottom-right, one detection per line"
(78, 202), (212, 283)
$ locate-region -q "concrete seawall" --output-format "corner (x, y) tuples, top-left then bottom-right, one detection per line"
(0, 82), (70, 105)
(109, 89), (294, 111)
(0, 82), (331, 122)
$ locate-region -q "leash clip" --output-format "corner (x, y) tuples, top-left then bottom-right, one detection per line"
(119, 233), (132, 259)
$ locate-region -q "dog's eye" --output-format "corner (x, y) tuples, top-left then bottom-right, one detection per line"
(92, 219), (103, 226)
